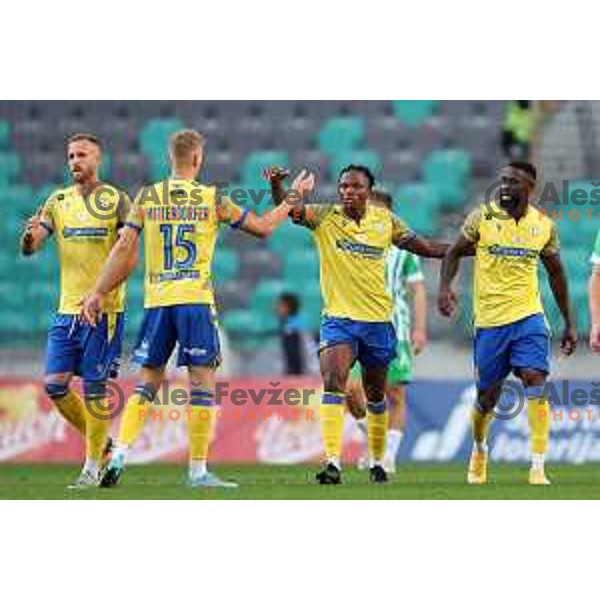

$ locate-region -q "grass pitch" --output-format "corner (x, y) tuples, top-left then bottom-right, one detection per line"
(1, 463), (600, 499)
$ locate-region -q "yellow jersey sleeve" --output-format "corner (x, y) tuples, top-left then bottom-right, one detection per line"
(541, 222), (560, 256)
(291, 203), (334, 230)
(217, 196), (249, 229)
(461, 208), (483, 243)
(391, 213), (416, 245)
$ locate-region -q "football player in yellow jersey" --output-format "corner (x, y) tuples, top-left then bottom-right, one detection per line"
(439, 161), (577, 486)
(81, 129), (313, 488)
(271, 165), (448, 484)
(19, 133), (131, 488)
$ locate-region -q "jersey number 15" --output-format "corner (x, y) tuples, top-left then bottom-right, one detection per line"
(159, 224), (197, 270)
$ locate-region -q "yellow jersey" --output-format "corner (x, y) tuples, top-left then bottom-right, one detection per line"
(462, 201), (559, 328)
(126, 179), (246, 309)
(294, 203), (415, 322)
(40, 183), (130, 314)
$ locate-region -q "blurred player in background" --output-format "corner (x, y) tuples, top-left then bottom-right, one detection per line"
(81, 130), (313, 488)
(271, 165), (447, 484)
(346, 191), (427, 474)
(588, 229), (600, 352)
(439, 161), (577, 485)
(275, 292), (308, 375)
(19, 133), (131, 488)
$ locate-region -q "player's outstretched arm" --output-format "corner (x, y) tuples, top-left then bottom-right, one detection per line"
(589, 265), (600, 352)
(409, 280), (427, 354)
(81, 226), (139, 326)
(542, 251), (577, 356)
(237, 170), (314, 238)
(437, 234), (473, 318)
(397, 235), (449, 259)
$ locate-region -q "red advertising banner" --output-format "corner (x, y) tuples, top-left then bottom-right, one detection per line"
(0, 377), (363, 464)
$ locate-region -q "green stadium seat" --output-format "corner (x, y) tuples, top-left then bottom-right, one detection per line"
(139, 119), (184, 179)
(395, 183), (441, 236)
(250, 279), (291, 315)
(241, 151), (288, 190)
(268, 222), (314, 253)
(222, 309), (255, 335)
(318, 116), (364, 155)
(221, 309), (278, 349)
(140, 118), (185, 156)
(36, 183), (62, 204)
(282, 249), (320, 287)
(392, 101), (438, 127)
(0, 120), (9, 149)
(0, 184), (34, 206)
(422, 149), (471, 208)
(0, 152), (22, 183)
(99, 152), (111, 180)
(329, 149), (382, 180)
(299, 280), (322, 318)
(126, 277), (145, 308)
(212, 247), (240, 283)
(125, 309), (144, 337)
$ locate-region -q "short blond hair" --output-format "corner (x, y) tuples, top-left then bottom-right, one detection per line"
(169, 129), (205, 165)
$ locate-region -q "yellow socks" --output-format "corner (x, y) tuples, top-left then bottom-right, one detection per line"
(367, 400), (388, 464)
(187, 389), (216, 474)
(528, 394), (550, 455)
(319, 393), (346, 466)
(471, 404), (493, 452)
(46, 385), (86, 435)
(83, 384), (112, 464)
(118, 384), (155, 448)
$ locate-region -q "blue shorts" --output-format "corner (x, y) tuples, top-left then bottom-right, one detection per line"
(132, 304), (221, 369)
(474, 313), (550, 391)
(45, 312), (124, 382)
(319, 316), (397, 369)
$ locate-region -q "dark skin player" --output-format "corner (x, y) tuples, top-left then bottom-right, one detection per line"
(268, 165), (449, 483)
(438, 163), (577, 414)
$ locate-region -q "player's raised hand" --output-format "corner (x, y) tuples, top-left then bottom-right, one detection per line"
(263, 166), (290, 184)
(590, 324), (600, 353)
(79, 291), (104, 327)
(560, 323), (577, 356)
(290, 169), (315, 200)
(437, 287), (458, 318)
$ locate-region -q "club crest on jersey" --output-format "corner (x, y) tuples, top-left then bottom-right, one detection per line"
(530, 227), (540, 236)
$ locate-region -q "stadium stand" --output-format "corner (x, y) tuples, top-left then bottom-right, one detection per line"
(4, 100), (594, 374)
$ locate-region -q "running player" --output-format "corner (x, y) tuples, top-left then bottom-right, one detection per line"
(270, 165), (447, 484)
(439, 161), (577, 485)
(81, 129), (313, 488)
(346, 191), (427, 474)
(19, 133), (130, 488)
